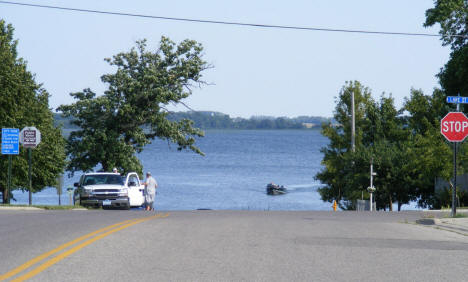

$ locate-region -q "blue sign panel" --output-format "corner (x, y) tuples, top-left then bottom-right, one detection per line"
(1, 128), (19, 155)
(447, 96), (468, 104)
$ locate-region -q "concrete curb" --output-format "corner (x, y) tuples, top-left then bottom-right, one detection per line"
(0, 206), (88, 211)
(0, 206), (43, 211)
(416, 217), (468, 235)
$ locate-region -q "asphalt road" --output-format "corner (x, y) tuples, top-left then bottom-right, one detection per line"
(1, 210), (467, 281)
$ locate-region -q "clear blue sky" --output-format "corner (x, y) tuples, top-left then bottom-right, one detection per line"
(2, 0), (449, 118)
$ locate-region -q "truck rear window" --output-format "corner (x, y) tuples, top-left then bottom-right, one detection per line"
(83, 175), (124, 186)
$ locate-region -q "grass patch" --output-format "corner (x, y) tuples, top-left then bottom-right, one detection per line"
(441, 212), (468, 218)
(422, 212), (435, 219)
(0, 204), (86, 210)
(36, 205), (86, 210)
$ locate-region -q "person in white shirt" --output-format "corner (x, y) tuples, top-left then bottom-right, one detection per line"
(142, 171), (158, 211)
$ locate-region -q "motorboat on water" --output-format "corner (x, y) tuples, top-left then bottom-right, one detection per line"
(266, 183), (287, 195)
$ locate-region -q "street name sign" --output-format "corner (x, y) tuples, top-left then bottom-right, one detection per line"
(20, 127), (41, 148)
(441, 112), (468, 142)
(446, 96), (468, 104)
(1, 128), (19, 155)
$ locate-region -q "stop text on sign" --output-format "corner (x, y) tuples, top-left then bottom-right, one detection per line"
(440, 112), (468, 142)
(441, 120), (468, 133)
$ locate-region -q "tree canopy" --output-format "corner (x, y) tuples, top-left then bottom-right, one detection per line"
(424, 0), (468, 50)
(425, 1), (468, 101)
(0, 20), (66, 203)
(58, 37), (210, 176)
(315, 81), (457, 210)
(422, 1), (468, 208)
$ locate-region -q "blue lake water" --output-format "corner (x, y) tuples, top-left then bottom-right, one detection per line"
(12, 130), (331, 210)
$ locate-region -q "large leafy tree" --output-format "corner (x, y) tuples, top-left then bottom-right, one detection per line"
(315, 81), (372, 209)
(425, 1), (468, 103)
(0, 20), (66, 203)
(424, 0), (468, 51)
(424, 1), (468, 208)
(403, 89), (453, 207)
(316, 81), (419, 210)
(58, 37), (210, 176)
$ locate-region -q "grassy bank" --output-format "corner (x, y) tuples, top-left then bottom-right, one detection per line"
(0, 204), (86, 210)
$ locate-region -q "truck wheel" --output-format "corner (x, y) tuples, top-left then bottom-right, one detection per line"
(125, 202), (131, 210)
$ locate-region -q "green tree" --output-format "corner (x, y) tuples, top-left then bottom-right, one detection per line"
(403, 88), (455, 208)
(424, 0), (468, 51)
(316, 81), (417, 210)
(0, 20), (66, 203)
(58, 37), (210, 176)
(316, 81), (374, 209)
(423, 2), (468, 208)
(425, 1), (468, 103)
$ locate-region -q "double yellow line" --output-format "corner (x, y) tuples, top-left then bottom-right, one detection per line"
(1, 213), (169, 281)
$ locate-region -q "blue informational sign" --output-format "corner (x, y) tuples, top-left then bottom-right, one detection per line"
(446, 96), (468, 104)
(1, 128), (19, 155)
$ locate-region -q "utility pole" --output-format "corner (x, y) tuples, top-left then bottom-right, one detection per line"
(351, 91), (355, 153)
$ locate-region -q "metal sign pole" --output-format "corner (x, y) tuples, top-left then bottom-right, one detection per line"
(367, 158), (376, 211)
(28, 148), (32, 206)
(452, 96), (459, 217)
(7, 155), (12, 204)
(452, 142), (457, 217)
(451, 97), (461, 217)
(370, 161), (373, 211)
(19, 127), (41, 206)
(351, 91), (355, 153)
(444, 96), (467, 217)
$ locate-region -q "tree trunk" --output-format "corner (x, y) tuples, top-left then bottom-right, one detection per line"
(1, 186), (7, 204)
(389, 195), (393, 211)
(398, 202), (402, 211)
(102, 162), (109, 172)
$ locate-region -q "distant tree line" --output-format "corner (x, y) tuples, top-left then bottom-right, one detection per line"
(54, 112), (332, 130)
(167, 112), (331, 130)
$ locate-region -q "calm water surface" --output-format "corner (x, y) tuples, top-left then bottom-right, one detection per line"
(13, 130), (332, 210)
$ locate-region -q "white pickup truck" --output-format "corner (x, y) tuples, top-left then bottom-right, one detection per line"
(73, 172), (145, 209)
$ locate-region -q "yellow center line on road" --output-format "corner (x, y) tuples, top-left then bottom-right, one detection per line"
(0, 218), (136, 281)
(1, 212), (169, 282)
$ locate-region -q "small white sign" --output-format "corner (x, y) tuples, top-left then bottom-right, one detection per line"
(20, 126), (41, 148)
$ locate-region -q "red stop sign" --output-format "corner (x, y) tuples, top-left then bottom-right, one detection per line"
(441, 112), (468, 142)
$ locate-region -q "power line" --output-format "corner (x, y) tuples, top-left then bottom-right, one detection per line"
(0, 0), (463, 38)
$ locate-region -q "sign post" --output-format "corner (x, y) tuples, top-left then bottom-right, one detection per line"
(441, 110), (468, 217)
(19, 127), (41, 206)
(56, 175), (64, 205)
(67, 187), (74, 206)
(367, 158), (376, 211)
(1, 128), (19, 204)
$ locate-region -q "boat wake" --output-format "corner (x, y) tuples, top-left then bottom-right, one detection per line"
(286, 183), (324, 192)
